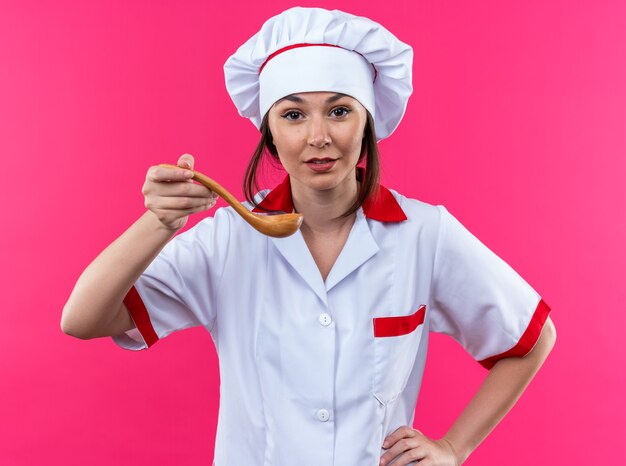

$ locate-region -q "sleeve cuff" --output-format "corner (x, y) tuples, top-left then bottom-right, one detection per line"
(117, 285), (160, 349)
(478, 298), (552, 369)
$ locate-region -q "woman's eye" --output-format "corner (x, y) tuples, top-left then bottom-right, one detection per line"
(331, 107), (350, 117)
(281, 111), (302, 120)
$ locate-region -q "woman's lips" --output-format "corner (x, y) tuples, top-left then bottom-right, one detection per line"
(305, 158), (337, 173)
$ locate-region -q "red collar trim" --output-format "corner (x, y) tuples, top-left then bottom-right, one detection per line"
(252, 168), (407, 223)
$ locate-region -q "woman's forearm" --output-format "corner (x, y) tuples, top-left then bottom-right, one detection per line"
(443, 317), (557, 464)
(61, 210), (179, 339)
(62, 158), (214, 340)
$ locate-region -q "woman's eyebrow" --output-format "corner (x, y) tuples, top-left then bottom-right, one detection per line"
(276, 95), (304, 104)
(325, 93), (348, 103)
(275, 93), (348, 105)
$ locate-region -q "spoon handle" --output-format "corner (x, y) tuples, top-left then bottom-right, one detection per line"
(159, 163), (250, 218)
(158, 163), (303, 238)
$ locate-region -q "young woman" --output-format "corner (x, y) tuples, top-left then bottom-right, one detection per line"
(62, 7), (556, 466)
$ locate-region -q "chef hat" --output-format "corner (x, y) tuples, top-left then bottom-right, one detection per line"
(223, 7), (413, 140)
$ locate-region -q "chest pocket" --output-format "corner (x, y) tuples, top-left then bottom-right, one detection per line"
(372, 305), (426, 405)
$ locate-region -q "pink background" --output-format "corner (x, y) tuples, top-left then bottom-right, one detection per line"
(1, 0), (624, 464)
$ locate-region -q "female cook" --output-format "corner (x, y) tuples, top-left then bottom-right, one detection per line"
(62, 7), (556, 466)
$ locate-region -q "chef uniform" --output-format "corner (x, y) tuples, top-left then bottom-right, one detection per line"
(112, 7), (552, 465)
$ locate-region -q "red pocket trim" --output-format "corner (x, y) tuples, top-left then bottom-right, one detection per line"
(373, 305), (426, 337)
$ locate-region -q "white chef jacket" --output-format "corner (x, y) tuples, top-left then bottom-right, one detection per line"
(112, 168), (551, 465)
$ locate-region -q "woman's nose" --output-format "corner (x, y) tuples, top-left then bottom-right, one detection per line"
(307, 118), (331, 148)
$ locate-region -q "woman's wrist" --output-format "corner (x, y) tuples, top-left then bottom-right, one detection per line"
(440, 436), (463, 466)
(144, 209), (184, 235)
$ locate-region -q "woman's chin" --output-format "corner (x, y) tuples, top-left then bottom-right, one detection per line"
(300, 172), (356, 194)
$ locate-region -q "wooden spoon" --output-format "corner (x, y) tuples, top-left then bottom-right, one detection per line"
(159, 163), (303, 238)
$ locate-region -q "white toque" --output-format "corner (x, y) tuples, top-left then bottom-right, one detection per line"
(224, 7), (413, 140)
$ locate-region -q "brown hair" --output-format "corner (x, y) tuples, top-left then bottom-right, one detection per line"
(243, 111), (381, 219)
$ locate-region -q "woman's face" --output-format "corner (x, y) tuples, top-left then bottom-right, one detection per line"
(267, 92), (368, 196)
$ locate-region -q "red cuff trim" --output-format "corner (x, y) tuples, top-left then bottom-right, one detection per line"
(479, 298), (552, 370)
(373, 305), (426, 337)
(123, 286), (159, 348)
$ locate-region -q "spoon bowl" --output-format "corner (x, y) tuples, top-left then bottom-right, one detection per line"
(159, 164), (303, 238)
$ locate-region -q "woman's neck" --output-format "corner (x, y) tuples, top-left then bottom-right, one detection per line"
(291, 175), (359, 234)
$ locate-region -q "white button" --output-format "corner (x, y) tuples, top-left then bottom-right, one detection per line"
(316, 409), (330, 422)
(318, 313), (332, 326)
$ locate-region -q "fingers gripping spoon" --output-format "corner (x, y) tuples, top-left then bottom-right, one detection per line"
(159, 164), (303, 238)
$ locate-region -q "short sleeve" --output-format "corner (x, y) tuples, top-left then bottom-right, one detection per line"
(429, 205), (551, 369)
(112, 208), (231, 351)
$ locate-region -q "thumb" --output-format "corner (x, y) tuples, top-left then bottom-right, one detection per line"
(177, 153), (194, 170)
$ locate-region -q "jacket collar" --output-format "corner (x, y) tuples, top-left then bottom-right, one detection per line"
(252, 167), (407, 222)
